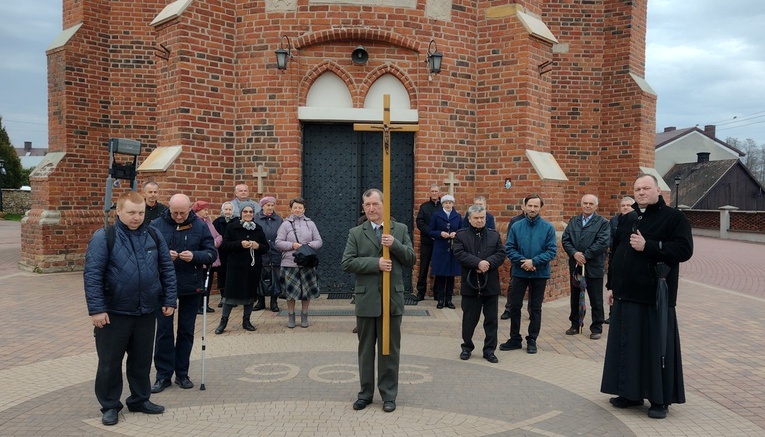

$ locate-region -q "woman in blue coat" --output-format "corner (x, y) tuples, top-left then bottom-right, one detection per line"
(428, 194), (461, 308)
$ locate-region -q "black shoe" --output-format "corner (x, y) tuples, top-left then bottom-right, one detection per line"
(500, 310), (511, 320)
(460, 350), (471, 360)
(499, 339), (522, 351)
(270, 297), (280, 312)
(252, 299), (266, 311)
(353, 399), (372, 411)
(383, 401), (396, 412)
(215, 316), (229, 335)
(151, 379), (172, 393)
(483, 353), (499, 363)
(648, 403), (668, 419)
(197, 307), (204, 315)
(102, 408), (119, 426)
(436, 301), (444, 309)
(566, 327), (579, 335)
(243, 316), (256, 331)
(446, 301), (456, 309)
(416, 293), (425, 301)
(590, 333), (602, 340)
(175, 376), (193, 389)
(217, 301), (223, 308)
(609, 396), (644, 409)
(526, 342), (537, 354)
(604, 317), (610, 324)
(127, 400), (165, 414)
(205, 305), (215, 313)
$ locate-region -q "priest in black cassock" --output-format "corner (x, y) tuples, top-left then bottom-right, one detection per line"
(601, 174), (693, 420)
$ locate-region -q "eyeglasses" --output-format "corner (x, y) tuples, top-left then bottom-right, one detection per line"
(241, 210), (254, 214)
(171, 211), (189, 217)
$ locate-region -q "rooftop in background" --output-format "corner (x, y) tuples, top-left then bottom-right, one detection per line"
(14, 141), (48, 170)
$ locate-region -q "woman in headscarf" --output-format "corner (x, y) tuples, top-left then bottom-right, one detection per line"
(214, 202), (269, 334)
(192, 200), (222, 314)
(275, 197), (323, 329)
(429, 194), (461, 309)
(212, 202), (236, 307)
(253, 196), (284, 313)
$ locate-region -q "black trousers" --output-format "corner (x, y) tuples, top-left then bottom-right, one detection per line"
(509, 276), (547, 343)
(568, 276), (605, 334)
(94, 313), (156, 412)
(433, 276), (454, 303)
(461, 294), (499, 355)
(416, 243), (434, 296)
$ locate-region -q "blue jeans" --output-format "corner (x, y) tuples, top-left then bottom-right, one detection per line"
(154, 294), (200, 380)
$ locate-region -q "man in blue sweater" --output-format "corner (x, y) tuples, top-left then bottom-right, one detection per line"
(500, 194), (558, 354)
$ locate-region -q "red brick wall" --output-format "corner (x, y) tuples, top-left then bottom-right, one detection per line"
(24, 0), (654, 299)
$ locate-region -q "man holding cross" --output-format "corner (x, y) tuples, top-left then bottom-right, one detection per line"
(341, 189), (416, 413)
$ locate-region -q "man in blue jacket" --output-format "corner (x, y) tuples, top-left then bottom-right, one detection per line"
(151, 194), (217, 393)
(84, 191), (177, 426)
(501, 194), (558, 354)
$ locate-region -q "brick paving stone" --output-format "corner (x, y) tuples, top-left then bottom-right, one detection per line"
(1, 222), (764, 435)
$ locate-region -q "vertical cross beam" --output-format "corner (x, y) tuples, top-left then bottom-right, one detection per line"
(354, 95), (418, 355)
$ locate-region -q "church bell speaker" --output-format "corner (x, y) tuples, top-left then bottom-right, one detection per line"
(351, 46), (369, 65)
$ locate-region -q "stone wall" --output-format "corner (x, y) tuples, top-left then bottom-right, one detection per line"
(0, 190), (31, 215)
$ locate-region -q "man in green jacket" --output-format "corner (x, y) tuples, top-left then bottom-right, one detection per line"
(341, 189), (416, 413)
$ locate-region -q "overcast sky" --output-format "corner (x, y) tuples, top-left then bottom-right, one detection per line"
(1, 1), (764, 153)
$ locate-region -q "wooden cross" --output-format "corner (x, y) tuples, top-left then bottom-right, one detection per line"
(353, 94), (419, 355)
(443, 171), (460, 196)
(253, 164), (268, 195)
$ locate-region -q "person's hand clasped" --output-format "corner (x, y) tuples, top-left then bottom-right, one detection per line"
(378, 257), (393, 272)
(521, 259), (535, 271)
(178, 250), (194, 262)
(574, 251), (586, 265)
(630, 230), (646, 252)
(477, 260), (490, 273)
(381, 234), (394, 247)
(92, 313), (109, 329)
(169, 250), (179, 261)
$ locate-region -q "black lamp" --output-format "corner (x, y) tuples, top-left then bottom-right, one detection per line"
(427, 40), (443, 75)
(674, 175), (681, 208)
(275, 35), (292, 71)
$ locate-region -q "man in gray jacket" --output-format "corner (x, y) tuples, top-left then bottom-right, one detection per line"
(561, 194), (610, 339)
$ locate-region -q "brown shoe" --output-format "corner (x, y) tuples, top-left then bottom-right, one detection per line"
(565, 327), (579, 335)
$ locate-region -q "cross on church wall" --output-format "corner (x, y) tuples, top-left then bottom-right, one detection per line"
(443, 171), (460, 196)
(253, 164), (268, 195)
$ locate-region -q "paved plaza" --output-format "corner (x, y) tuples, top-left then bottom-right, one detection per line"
(1, 219), (764, 436)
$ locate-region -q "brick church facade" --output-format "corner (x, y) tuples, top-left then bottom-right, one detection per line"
(21, 0), (656, 298)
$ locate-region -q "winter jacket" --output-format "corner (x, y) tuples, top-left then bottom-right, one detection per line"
(275, 215), (322, 268)
(254, 210), (284, 266)
(561, 212), (610, 278)
(84, 219), (177, 316)
(428, 208), (462, 276)
(152, 210), (217, 296)
(504, 215), (558, 279)
(607, 196), (693, 306)
(453, 225), (506, 296)
(220, 219), (270, 300)
(415, 199), (440, 245)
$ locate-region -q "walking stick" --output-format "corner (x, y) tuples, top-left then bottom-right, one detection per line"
(200, 268), (212, 391)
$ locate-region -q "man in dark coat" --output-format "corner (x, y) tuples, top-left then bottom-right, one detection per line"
(150, 194), (217, 393)
(605, 196), (634, 324)
(341, 189), (416, 413)
(453, 205), (506, 363)
(561, 194), (610, 339)
(414, 184), (441, 300)
(84, 191), (177, 426)
(601, 174), (693, 419)
(142, 181), (168, 223)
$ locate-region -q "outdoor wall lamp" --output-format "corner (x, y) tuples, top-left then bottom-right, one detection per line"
(275, 35), (292, 71)
(427, 40), (443, 75)
(674, 175), (681, 208)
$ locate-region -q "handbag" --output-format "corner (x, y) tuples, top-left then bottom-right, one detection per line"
(290, 221), (319, 268)
(258, 265), (280, 297)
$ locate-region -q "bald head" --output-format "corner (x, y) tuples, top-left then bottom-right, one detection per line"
(168, 194), (192, 224)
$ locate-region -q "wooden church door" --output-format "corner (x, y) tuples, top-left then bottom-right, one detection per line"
(302, 123), (414, 294)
